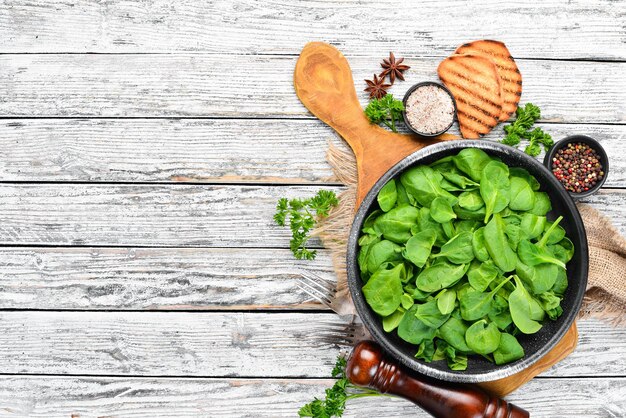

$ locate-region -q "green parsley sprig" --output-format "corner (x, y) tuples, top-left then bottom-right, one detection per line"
(274, 190), (338, 260)
(364, 94), (405, 133)
(298, 356), (386, 418)
(501, 103), (554, 157)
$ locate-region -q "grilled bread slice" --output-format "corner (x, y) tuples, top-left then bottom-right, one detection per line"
(437, 54), (503, 139)
(455, 40), (522, 121)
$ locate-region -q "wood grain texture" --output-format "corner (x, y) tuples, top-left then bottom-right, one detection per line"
(0, 247), (334, 310)
(0, 377), (623, 418)
(0, 185), (623, 247)
(2, 119), (624, 185)
(0, 312), (622, 378)
(0, 184), (339, 247)
(1, 0), (625, 60)
(2, 54), (624, 122)
(0, 376), (608, 418)
(0, 376), (626, 418)
(0, 119), (339, 184)
(1, 0), (625, 412)
(0, 377), (626, 418)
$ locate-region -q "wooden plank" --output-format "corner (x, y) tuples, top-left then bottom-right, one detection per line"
(0, 184), (340, 247)
(0, 247), (334, 310)
(1, 119), (625, 186)
(0, 377), (624, 418)
(1, 0), (624, 60)
(580, 189), (626, 228)
(0, 119), (339, 184)
(0, 312), (622, 378)
(1, 54), (624, 122)
(0, 185), (623, 247)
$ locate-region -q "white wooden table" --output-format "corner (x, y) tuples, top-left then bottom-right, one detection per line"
(0, 1), (625, 417)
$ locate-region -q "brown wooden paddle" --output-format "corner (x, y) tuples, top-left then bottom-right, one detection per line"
(293, 41), (578, 398)
(294, 41), (457, 207)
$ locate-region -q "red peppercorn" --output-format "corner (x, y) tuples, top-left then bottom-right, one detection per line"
(551, 142), (604, 193)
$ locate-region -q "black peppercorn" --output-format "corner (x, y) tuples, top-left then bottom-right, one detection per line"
(551, 142), (604, 193)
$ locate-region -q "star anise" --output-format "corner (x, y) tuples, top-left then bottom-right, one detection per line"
(364, 74), (391, 99)
(379, 52), (410, 84)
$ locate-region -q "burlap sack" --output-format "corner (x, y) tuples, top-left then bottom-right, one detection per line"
(315, 139), (626, 325)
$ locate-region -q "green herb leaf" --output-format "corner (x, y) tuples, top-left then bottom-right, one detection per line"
(275, 190), (338, 260)
(364, 94), (405, 132)
(500, 103), (553, 156)
(298, 355), (386, 418)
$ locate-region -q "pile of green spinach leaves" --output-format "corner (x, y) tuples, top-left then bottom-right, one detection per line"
(358, 148), (574, 370)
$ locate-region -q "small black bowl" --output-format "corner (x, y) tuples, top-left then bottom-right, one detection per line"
(402, 81), (457, 137)
(543, 135), (609, 199)
(347, 140), (588, 383)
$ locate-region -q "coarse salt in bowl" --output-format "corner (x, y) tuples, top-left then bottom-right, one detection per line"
(402, 82), (457, 137)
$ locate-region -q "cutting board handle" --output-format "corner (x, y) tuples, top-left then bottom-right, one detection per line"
(293, 42), (456, 205)
(347, 341), (530, 418)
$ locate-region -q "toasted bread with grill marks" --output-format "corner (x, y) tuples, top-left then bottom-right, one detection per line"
(455, 40), (522, 121)
(437, 54), (503, 139)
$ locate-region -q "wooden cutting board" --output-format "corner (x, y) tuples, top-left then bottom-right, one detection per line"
(293, 41), (578, 398)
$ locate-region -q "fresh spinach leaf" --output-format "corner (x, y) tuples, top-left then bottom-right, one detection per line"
(362, 264), (404, 316)
(454, 204), (487, 221)
(395, 181), (413, 206)
(509, 275), (544, 334)
(518, 239), (566, 269)
(377, 179), (397, 212)
(417, 207), (447, 246)
(548, 237), (575, 264)
(401, 293), (415, 310)
(530, 192), (552, 216)
(439, 316), (472, 352)
(467, 260), (498, 292)
(484, 214), (518, 272)
(416, 261), (467, 293)
(459, 275), (512, 321)
(430, 196), (458, 223)
(509, 167), (541, 191)
(375, 205), (420, 244)
(516, 260), (559, 295)
(480, 160), (510, 223)
(539, 217), (566, 246)
(472, 227), (491, 262)
(398, 305), (437, 344)
(403, 229), (437, 268)
(365, 239), (403, 274)
(493, 333), (525, 365)
(400, 165), (456, 207)
(520, 213), (546, 240)
(453, 148), (493, 182)
(382, 307), (406, 332)
(456, 220), (482, 234)
(436, 289), (457, 315)
(458, 190), (485, 211)
(414, 340), (436, 362)
(509, 176), (535, 211)
(489, 294), (513, 330)
(432, 231), (475, 265)
(441, 170), (480, 190)
(465, 319), (501, 355)
(551, 267), (569, 296)
(415, 299), (451, 328)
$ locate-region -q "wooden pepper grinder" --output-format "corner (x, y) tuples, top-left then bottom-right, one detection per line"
(347, 341), (530, 418)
